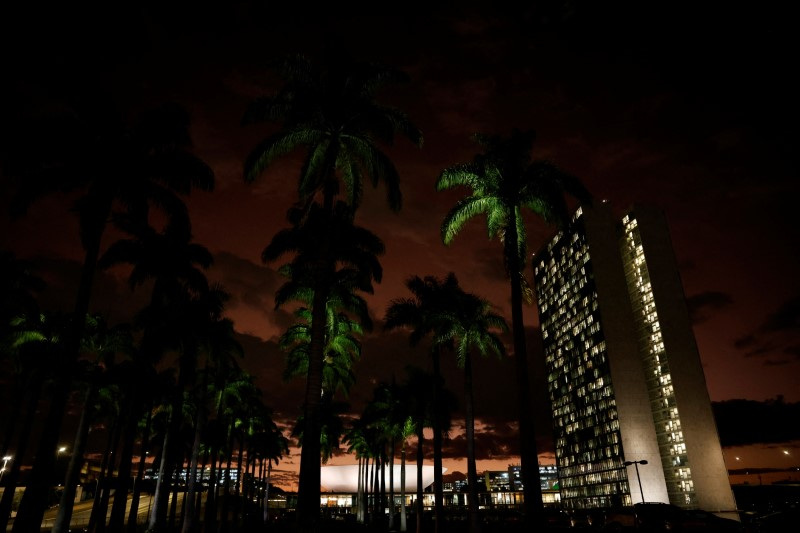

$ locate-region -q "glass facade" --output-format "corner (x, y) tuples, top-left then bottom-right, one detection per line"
(534, 207), (631, 509)
(620, 214), (696, 506)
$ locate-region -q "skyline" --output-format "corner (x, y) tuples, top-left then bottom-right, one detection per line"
(1, 2), (799, 491)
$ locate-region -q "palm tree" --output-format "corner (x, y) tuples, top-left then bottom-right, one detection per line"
(291, 393), (349, 465)
(0, 311), (69, 531)
(445, 287), (508, 533)
(244, 54), (421, 530)
(219, 376), (265, 529)
(0, 251), (44, 493)
(384, 273), (464, 528)
(279, 303), (365, 399)
(242, 52), (423, 214)
(402, 366), (434, 533)
(261, 420), (289, 524)
(53, 316), (135, 533)
(398, 416), (415, 532)
(344, 419), (371, 524)
(99, 216), (219, 532)
(369, 379), (403, 530)
(201, 348), (248, 530)
(6, 102), (214, 532)
(180, 311), (243, 533)
(263, 201), (383, 523)
(436, 128), (591, 516)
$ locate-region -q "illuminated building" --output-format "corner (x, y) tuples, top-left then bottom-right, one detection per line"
(532, 203), (735, 513)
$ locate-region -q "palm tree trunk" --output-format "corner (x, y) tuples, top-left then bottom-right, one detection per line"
(153, 347), (196, 531)
(108, 394), (140, 531)
(389, 437), (395, 530)
(356, 455), (364, 524)
(219, 426), (236, 529)
(415, 425), (424, 533)
(232, 430), (245, 526)
(430, 347), (445, 533)
(182, 369), (208, 533)
(263, 458), (272, 523)
(0, 381), (41, 531)
(400, 440), (407, 532)
(373, 455), (380, 523)
(195, 448), (209, 524)
(53, 383), (98, 533)
(12, 222), (105, 533)
(380, 450), (386, 524)
(204, 393), (225, 530)
(148, 423), (172, 531)
(127, 405), (153, 533)
(88, 414), (123, 533)
(464, 351), (480, 533)
(295, 272), (329, 529)
(169, 468), (181, 530)
(505, 220), (543, 518)
(181, 418), (203, 533)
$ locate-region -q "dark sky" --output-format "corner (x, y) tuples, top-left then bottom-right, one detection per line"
(2, 2), (798, 483)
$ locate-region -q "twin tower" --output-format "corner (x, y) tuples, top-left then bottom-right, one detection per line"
(533, 202), (736, 513)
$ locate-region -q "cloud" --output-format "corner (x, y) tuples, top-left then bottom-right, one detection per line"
(732, 294), (800, 364)
(207, 251), (289, 339)
(685, 291), (733, 324)
(762, 296), (800, 333)
(713, 398), (800, 446)
(734, 334), (756, 349)
(28, 254), (151, 325)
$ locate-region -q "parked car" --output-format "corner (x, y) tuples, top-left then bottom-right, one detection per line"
(601, 502), (745, 531)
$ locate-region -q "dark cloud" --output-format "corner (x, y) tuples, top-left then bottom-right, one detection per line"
(762, 296), (800, 333)
(713, 398), (800, 446)
(734, 334), (756, 349)
(27, 254), (151, 326)
(733, 295), (800, 366)
(784, 345), (800, 359)
(470, 244), (507, 283)
(685, 291), (733, 325)
(208, 251), (282, 311)
(231, 331), (304, 422)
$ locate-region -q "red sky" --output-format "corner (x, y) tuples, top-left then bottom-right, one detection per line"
(1, 2), (798, 489)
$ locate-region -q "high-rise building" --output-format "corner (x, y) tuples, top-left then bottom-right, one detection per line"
(532, 202), (735, 513)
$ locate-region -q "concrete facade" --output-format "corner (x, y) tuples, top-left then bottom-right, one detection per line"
(533, 203), (736, 513)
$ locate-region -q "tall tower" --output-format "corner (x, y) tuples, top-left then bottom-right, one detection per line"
(532, 202), (735, 513)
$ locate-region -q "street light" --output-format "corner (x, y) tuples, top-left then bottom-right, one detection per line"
(623, 460), (648, 503)
(0, 456), (11, 484)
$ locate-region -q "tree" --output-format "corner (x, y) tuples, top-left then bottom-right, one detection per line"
(344, 418), (371, 524)
(5, 102), (214, 533)
(400, 365), (457, 533)
(99, 216), (219, 532)
(362, 377), (416, 531)
(0, 311), (69, 531)
(244, 53), (421, 530)
(443, 287), (507, 533)
(436, 129), (591, 517)
(53, 316), (135, 533)
(384, 273), (463, 529)
(0, 251), (44, 514)
(263, 201), (383, 525)
(242, 52), (423, 214)
(279, 297), (366, 399)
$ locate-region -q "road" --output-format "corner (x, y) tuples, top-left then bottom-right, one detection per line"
(7, 493), (184, 532)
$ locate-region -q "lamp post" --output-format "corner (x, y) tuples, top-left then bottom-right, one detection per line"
(623, 460), (648, 503)
(0, 456), (11, 484)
